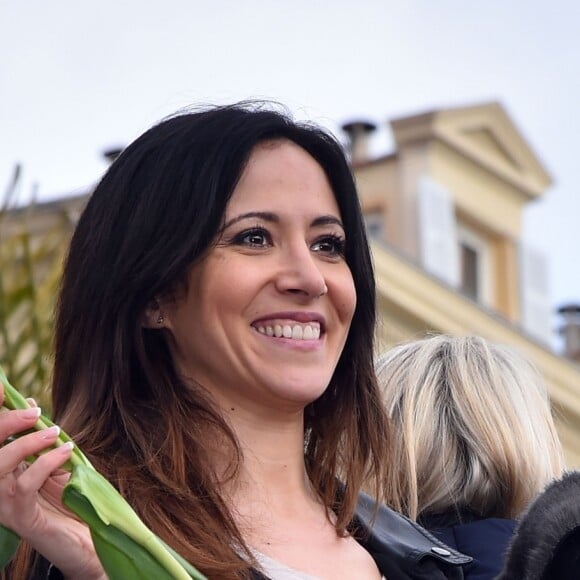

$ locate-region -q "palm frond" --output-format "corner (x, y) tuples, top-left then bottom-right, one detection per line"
(0, 167), (76, 409)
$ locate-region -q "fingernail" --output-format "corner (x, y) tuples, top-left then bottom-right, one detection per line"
(58, 441), (74, 453)
(41, 425), (60, 439)
(22, 407), (42, 419)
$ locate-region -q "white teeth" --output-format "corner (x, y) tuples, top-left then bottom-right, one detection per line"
(292, 325), (303, 340)
(254, 322), (321, 341)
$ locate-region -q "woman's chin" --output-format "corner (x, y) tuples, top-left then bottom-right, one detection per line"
(264, 376), (331, 408)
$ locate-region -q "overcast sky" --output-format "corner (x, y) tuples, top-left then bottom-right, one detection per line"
(1, 0), (579, 346)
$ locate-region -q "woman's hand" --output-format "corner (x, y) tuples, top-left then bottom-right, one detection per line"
(0, 391), (106, 579)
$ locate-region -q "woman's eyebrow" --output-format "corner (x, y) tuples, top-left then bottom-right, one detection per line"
(222, 211), (278, 230)
(222, 212), (344, 231)
(311, 215), (344, 230)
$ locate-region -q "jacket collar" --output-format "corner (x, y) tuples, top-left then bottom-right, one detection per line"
(352, 492), (472, 579)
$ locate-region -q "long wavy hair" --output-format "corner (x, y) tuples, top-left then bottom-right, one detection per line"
(377, 334), (564, 522)
(10, 103), (390, 579)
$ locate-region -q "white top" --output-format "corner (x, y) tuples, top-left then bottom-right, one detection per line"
(250, 547), (320, 580)
(250, 547), (386, 580)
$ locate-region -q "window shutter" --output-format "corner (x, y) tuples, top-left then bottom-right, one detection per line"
(519, 243), (553, 344)
(417, 175), (460, 287)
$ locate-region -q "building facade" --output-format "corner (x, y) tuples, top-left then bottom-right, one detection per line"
(346, 102), (580, 466)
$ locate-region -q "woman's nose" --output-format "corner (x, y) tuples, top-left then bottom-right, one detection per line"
(275, 243), (328, 299)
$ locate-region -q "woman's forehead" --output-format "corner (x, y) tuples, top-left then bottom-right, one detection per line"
(225, 141), (341, 218)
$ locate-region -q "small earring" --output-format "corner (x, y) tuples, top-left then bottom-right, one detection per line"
(157, 314), (164, 325)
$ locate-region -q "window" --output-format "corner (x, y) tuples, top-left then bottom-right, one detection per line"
(460, 243), (479, 299)
(519, 243), (552, 343)
(417, 175), (460, 287)
(364, 210), (385, 241)
(457, 224), (491, 305)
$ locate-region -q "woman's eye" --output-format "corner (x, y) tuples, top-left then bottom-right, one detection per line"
(234, 228), (271, 247)
(311, 235), (346, 257)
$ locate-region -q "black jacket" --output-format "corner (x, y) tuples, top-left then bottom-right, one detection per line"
(32, 493), (471, 580)
(498, 471), (580, 580)
(349, 492), (471, 579)
(420, 509), (516, 579)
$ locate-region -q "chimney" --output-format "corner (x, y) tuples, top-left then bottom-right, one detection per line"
(341, 120), (377, 165)
(102, 146), (124, 164)
(557, 303), (580, 361)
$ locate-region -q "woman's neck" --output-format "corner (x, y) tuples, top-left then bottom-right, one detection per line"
(219, 405), (323, 527)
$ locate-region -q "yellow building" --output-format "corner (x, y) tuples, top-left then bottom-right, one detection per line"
(345, 102), (580, 466)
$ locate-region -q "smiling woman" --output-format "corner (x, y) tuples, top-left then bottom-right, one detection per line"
(154, 141), (357, 414)
(0, 103), (469, 579)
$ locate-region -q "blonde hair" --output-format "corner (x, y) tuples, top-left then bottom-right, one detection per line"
(376, 334), (564, 521)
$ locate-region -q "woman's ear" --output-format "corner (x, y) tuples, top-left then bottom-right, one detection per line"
(142, 299), (166, 329)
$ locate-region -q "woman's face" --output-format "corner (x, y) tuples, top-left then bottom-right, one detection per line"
(163, 140), (356, 417)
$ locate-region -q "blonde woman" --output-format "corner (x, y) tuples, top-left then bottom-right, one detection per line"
(376, 334), (564, 580)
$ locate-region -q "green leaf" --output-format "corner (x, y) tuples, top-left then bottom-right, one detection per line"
(0, 364), (30, 410)
(0, 174), (72, 410)
(63, 464), (206, 579)
(64, 487), (194, 580)
(0, 525), (20, 569)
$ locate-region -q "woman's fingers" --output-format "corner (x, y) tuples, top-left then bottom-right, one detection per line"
(0, 423), (61, 475)
(0, 390), (104, 577)
(11, 442), (73, 497)
(0, 406), (42, 443)
(0, 440), (73, 537)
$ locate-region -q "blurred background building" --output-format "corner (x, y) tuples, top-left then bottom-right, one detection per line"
(344, 101), (580, 465)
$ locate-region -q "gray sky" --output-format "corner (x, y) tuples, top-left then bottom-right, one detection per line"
(2, 0), (579, 345)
